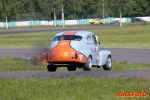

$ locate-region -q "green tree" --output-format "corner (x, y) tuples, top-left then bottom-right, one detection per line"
(145, 0), (150, 16)
(106, 0), (133, 17)
(130, 0), (148, 17)
(0, 0), (18, 21)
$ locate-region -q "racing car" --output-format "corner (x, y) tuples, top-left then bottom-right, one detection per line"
(46, 31), (112, 72)
(89, 18), (107, 25)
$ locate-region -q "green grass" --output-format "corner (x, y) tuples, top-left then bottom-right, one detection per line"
(1, 24), (150, 100)
(0, 57), (150, 73)
(0, 77), (149, 100)
(0, 27), (150, 48)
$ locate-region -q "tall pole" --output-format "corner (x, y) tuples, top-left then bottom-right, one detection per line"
(5, 0), (8, 29)
(61, 0), (65, 28)
(119, 1), (122, 27)
(54, 9), (56, 27)
(103, 0), (105, 24)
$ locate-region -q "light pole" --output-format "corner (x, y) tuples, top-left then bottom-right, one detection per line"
(61, 0), (65, 28)
(103, 0), (105, 24)
(54, 9), (56, 27)
(5, 0), (8, 29)
(119, 1), (122, 27)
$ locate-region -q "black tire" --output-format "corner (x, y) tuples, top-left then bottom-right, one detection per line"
(103, 56), (112, 70)
(83, 56), (92, 71)
(47, 65), (57, 72)
(97, 66), (101, 68)
(67, 66), (76, 71)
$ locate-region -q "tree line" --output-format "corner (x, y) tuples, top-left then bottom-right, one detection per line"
(0, 0), (150, 21)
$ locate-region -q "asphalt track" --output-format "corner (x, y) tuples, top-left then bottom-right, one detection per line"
(0, 70), (150, 79)
(0, 48), (150, 63)
(0, 48), (150, 79)
(0, 26), (150, 78)
(0, 26), (150, 34)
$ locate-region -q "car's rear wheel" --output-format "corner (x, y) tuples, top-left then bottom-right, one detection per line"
(67, 66), (76, 71)
(83, 56), (92, 71)
(103, 56), (112, 70)
(47, 65), (57, 72)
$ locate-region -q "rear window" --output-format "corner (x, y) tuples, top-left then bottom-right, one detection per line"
(53, 35), (82, 41)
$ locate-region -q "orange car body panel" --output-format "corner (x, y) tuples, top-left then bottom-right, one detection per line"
(46, 31), (87, 63)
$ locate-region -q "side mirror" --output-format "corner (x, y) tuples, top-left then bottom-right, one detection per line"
(95, 35), (98, 42)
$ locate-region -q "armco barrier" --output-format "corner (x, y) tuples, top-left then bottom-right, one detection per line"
(137, 17), (150, 21)
(0, 22), (4, 27)
(29, 20), (42, 26)
(113, 18), (126, 23)
(125, 18), (132, 23)
(3, 22), (16, 27)
(0, 17), (150, 27)
(41, 21), (53, 25)
(65, 20), (77, 25)
(16, 21), (29, 26)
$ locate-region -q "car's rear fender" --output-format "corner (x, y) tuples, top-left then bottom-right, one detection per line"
(78, 49), (92, 58)
(50, 41), (59, 50)
(98, 50), (111, 66)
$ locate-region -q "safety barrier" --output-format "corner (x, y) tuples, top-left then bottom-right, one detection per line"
(41, 21), (53, 25)
(0, 17), (150, 27)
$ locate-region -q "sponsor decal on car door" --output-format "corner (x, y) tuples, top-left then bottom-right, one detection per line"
(92, 35), (99, 62)
(95, 45), (99, 61)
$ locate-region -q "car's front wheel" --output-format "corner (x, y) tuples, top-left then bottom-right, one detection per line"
(91, 23), (94, 25)
(47, 65), (57, 72)
(103, 56), (112, 70)
(67, 66), (76, 71)
(83, 56), (92, 71)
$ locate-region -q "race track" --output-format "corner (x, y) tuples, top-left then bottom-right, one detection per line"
(0, 48), (150, 78)
(0, 70), (150, 79)
(0, 48), (150, 63)
(0, 26), (150, 34)
(0, 26), (150, 78)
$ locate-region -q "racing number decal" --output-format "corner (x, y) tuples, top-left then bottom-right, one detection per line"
(64, 52), (68, 57)
(95, 46), (99, 61)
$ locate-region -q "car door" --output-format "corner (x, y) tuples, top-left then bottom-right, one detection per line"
(91, 35), (100, 64)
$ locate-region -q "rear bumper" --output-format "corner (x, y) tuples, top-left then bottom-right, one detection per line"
(47, 62), (82, 67)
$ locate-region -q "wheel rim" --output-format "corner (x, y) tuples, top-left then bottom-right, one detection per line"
(88, 57), (92, 69)
(107, 58), (112, 68)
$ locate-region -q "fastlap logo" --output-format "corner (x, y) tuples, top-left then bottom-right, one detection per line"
(91, 48), (94, 53)
(117, 92), (147, 97)
(61, 42), (67, 45)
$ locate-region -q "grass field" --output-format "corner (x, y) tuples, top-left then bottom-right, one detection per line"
(0, 57), (150, 100)
(0, 77), (149, 100)
(0, 26), (150, 100)
(0, 27), (150, 48)
(0, 57), (150, 73)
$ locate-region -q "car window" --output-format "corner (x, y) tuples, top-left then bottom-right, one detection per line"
(92, 35), (97, 44)
(53, 35), (82, 41)
(86, 36), (92, 44)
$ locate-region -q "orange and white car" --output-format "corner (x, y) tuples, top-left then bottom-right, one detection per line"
(46, 31), (112, 72)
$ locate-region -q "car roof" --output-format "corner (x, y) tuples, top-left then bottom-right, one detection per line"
(55, 31), (95, 37)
